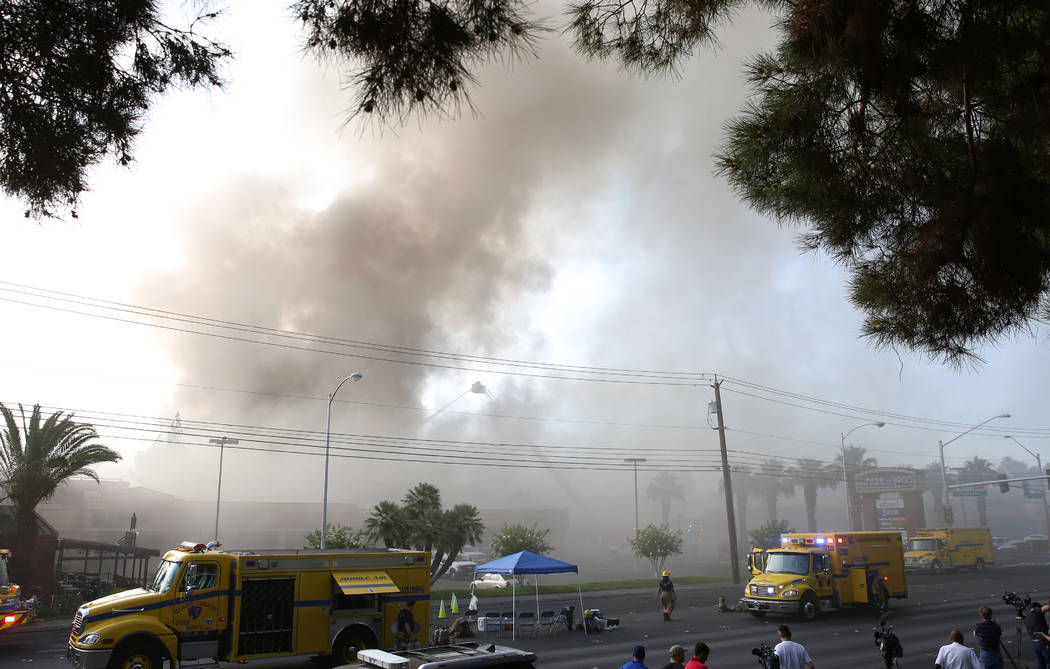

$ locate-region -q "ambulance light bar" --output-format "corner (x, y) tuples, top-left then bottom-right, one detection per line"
(355, 648), (409, 669)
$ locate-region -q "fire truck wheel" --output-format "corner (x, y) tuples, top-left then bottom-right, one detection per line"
(749, 611), (767, 618)
(798, 593), (819, 621)
(109, 642), (162, 669)
(332, 630), (373, 665)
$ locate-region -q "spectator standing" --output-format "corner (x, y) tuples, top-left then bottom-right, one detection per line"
(935, 630), (980, 669)
(1025, 602), (1050, 669)
(683, 642), (710, 669)
(973, 606), (1003, 669)
(621, 644), (649, 669)
(660, 644), (686, 669)
(774, 624), (814, 669)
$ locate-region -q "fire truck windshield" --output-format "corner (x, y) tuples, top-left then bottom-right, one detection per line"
(763, 552), (811, 575)
(907, 539), (937, 552)
(147, 560), (181, 593)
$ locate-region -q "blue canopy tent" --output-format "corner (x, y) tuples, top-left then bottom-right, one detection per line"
(472, 550), (586, 640)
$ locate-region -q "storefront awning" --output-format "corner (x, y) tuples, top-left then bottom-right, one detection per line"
(332, 571), (400, 595)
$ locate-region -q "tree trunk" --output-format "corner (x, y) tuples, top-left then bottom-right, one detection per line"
(804, 486), (818, 532)
(11, 506), (38, 592)
(735, 492), (749, 549)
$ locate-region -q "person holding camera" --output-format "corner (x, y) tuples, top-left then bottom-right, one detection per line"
(973, 606), (1003, 669)
(1025, 602), (1050, 669)
(774, 624), (814, 669)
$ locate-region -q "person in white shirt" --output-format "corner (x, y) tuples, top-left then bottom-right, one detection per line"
(774, 624), (815, 669)
(936, 630), (981, 669)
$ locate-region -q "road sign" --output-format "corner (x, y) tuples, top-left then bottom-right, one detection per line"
(951, 488), (988, 497)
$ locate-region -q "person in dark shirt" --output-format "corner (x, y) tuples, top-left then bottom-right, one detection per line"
(396, 601), (415, 651)
(660, 644), (686, 669)
(1025, 602), (1050, 669)
(973, 606), (1003, 669)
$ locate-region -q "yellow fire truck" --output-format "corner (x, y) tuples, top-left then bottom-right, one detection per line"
(904, 526), (995, 573)
(0, 549), (33, 632)
(742, 531), (908, 621)
(67, 542), (431, 669)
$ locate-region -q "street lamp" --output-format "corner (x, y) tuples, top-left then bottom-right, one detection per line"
(939, 413), (1010, 526)
(322, 372), (363, 549)
(1003, 435), (1050, 546)
(209, 436), (240, 544)
(624, 458), (646, 538)
(840, 422), (885, 531)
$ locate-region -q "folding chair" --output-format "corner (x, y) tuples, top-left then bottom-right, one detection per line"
(518, 611), (535, 636)
(538, 610), (555, 634)
(500, 611), (514, 637)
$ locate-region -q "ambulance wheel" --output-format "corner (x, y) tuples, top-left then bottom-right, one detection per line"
(870, 583), (888, 612)
(109, 642), (162, 669)
(749, 611), (767, 618)
(798, 593), (819, 621)
(332, 628), (374, 665)
(974, 558), (986, 571)
(930, 560), (942, 574)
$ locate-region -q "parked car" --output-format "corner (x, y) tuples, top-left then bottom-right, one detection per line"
(470, 573), (523, 590)
(1025, 534), (1048, 550)
(445, 561), (478, 580)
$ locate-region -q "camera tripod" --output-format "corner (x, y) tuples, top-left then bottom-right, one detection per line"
(1016, 613), (1026, 660)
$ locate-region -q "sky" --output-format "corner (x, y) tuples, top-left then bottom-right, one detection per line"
(2, 2), (1049, 552)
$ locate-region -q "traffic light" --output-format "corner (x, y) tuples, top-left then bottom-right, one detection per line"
(999, 473), (1010, 493)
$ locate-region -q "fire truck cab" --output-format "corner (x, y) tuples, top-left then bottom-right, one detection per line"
(68, 542), (431, 669)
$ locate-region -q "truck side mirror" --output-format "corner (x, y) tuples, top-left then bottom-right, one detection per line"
(747, 554), (754, 574)
(184, 564), (197, 592)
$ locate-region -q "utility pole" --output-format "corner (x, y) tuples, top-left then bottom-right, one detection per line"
(624, 458), (646, 538)
(712, 377), (741, 584)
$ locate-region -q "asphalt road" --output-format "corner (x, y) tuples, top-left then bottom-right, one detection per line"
(5, 554), (1048, 669)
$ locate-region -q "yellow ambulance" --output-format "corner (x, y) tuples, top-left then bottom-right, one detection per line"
(67, 542), (430, 669)
(742, 531), (908, 621)
(904, 526), (995, 573)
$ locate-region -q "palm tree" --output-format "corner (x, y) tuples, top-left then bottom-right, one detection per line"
(721, 465), (762, 549)
(0, 403), (120, 586)
(832, 446), (878, 530)
(923, 461), (946, 525)
(757, 458), (796, 524)
(432, 503), (484, 581)
(793, 457), (838, 532)
(959, 457), (997, 526)
(646, 472), (685, 526)
(365, 500), (408, 547)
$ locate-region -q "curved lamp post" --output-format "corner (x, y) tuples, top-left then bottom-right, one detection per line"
(840, 422), (885, 531)
(938, 413), (1009, 526)
(624, 458), (646, 538)
(322, 372), (363, 549)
